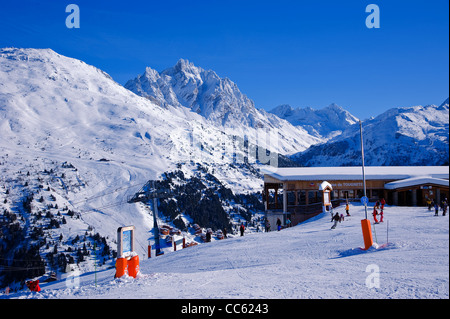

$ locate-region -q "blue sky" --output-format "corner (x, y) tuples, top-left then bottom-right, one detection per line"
(0, 0), (448, 119)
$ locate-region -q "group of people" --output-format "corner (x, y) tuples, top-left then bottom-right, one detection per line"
(427, 198), (448, 216)
(331, 198), (387, 229)
(263, 217), (291, 232)
(330, 202), (352, 229)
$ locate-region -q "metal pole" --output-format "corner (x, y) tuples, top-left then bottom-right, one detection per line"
(359, 120), (368, 220)
(94, 242), (97, 288)
(387, 220), (389, 244)
(153, 196), (162, 256)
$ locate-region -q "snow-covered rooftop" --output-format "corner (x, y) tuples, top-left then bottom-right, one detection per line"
(263, 166), (449, 182)
(384, 176), (449, 190)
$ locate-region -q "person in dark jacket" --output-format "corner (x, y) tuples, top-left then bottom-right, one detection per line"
(239, 223), (245, 236)
(331, 212), (340, 229)
(276, 218), (282, 231)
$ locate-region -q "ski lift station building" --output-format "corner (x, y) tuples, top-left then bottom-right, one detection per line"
(263, 166), (449, 228)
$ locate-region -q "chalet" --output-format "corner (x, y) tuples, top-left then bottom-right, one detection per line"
(263, 166), (449, 229)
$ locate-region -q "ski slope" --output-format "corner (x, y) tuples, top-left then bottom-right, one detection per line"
(3, 203), (448, 299)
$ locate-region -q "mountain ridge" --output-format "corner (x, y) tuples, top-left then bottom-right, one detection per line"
(290, 101), (449, 166)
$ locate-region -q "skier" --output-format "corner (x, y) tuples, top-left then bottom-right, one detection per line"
(379, 208), (384, 223)
(26, 280), (41, 292)
(286, 217), (292, 228)
(276, 218), (282, 231)
(239, 223), (245, 236)
(380, 198), (386, 210)
(372, 207), (379, 224)
(442, 198), (448, 216)
(426, 198), (432, 211)
(265, 220), (271, 232)
(434, 202), (439, 216)
(340, 214), (345, 222)
(331, 212), (340, 229)
(345, 203), (350, 216)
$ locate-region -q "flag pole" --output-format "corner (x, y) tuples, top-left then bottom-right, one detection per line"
(360, 120), (368, 220)
(359, 120), (373, 250)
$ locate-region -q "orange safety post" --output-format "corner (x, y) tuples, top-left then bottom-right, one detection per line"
(361, 219), (374, 250)
(115, 257), (128, 278)
(127, 255), (140, 278)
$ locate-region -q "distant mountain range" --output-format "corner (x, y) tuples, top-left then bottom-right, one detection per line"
(125, 57), (449, 167)
(269, 103), (359, 140)
(290, 99), (449, 166)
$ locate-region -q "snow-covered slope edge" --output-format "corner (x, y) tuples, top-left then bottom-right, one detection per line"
(2, 203), (448, 299)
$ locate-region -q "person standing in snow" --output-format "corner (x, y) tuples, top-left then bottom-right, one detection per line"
(426, 198), (432, 211)
(379, 208), (384, 223)
(372, 207), (379, 224)
(265, 220), (271, 232)
(380, 198), (386, 210)
(239, 223), (245, 236)
(345, 203), (350, 216)
(286, 217), (292, 228)
(331, 212), (340, 229)
(442, 198), (448, 216)
(276, 218), (282, 231)
(434, 202), (439, 216)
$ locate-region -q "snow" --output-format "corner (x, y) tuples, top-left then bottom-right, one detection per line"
(3, 203), (448, 299)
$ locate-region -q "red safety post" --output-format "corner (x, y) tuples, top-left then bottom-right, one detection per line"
(148, 244), (151, 259)
(127, 255), (140, 278)
(115, 257), (128, 278)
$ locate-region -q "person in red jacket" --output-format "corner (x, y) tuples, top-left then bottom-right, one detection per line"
(239, 223), (245, 236)
(380, 198), (386, 210)
(372, 207), (379, 224)
(26, 280), (41, 292)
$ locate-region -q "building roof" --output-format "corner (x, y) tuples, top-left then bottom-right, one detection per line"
(384, 176), (449, 190)
(263, 166), (449, 182)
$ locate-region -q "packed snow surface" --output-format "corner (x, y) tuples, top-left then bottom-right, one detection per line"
(3, 203), (448, 299)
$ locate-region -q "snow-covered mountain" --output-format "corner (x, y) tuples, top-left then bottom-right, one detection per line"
(290, 101), (450, 166)
(0, 48), (320, 289)
(124, 59), (321, 153)
(125, 59), (261, 128)
(269, 103), (359, 140)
